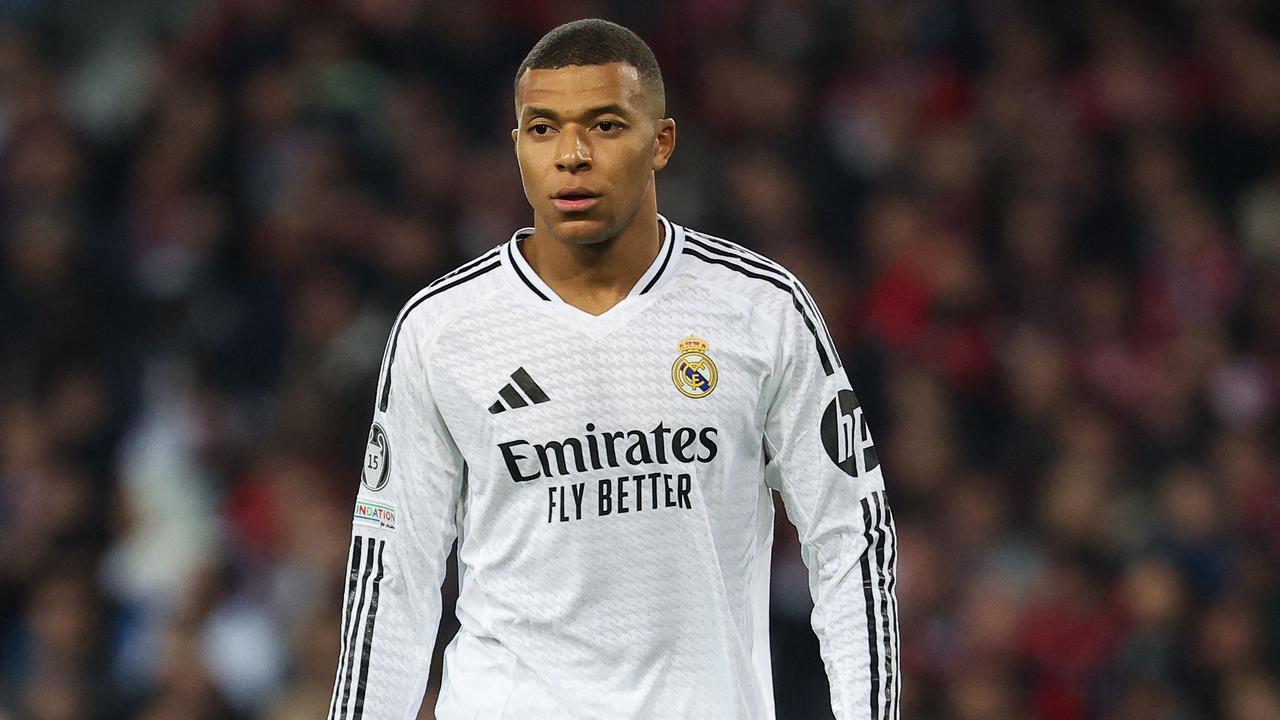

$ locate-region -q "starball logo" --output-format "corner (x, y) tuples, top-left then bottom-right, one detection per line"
(498, 421), (719, 483)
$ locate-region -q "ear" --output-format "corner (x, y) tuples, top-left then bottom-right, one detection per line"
(651, 117), (676, 172)
(511, 127), (519, 143)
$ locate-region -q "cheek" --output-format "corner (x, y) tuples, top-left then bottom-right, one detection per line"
(515, 147), (545, 194)
(615, 143), (654, 187)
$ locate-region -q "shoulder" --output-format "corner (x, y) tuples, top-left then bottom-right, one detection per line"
(677, 224), (809, 304)
(393, 244), (507, 342)
(675, 223), (842, 375)
(373, 244), (507, 411)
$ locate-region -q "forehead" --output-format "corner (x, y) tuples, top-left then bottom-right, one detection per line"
(515, 62), (649, 115)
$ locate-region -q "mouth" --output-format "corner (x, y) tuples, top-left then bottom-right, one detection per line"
(551, 190), (601, 213)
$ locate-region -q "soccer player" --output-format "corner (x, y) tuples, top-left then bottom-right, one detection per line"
(328, 18), (899, 720)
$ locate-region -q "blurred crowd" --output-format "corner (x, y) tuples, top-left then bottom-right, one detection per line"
(2, 0), (1280, 718)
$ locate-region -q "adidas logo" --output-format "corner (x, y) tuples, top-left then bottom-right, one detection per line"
(488, 367), (550, 414)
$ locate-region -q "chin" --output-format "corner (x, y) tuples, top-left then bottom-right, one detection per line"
(549, 215), (615, 245)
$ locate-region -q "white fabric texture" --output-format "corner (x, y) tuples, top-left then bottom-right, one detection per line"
(328, 215), (899, 720)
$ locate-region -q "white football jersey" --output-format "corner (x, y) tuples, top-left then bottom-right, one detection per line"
(328, 215), (899, 720)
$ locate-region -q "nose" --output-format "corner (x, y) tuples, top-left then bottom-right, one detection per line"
(555, 127), (592, 173)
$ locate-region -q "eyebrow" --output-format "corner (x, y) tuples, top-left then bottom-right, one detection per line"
(521, 104), (633, 122)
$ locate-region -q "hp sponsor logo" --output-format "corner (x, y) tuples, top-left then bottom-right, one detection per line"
(820, 389), (879, 478)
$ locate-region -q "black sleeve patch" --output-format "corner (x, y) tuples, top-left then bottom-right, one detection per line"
(361, 422), (391, 491)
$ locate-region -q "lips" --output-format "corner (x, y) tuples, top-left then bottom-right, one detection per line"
(553, 197), (600, 212)
(551, 189), (601, 212)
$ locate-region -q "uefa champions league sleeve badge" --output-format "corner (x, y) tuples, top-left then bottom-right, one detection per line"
(362, 422), (391, 491)
(672, 336), (718, 398)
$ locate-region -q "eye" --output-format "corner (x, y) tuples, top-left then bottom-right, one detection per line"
(529, 123), (554, 136)
(597, 120), (623, 132)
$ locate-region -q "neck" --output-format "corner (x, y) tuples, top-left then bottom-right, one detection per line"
(521, 202), (663, 315)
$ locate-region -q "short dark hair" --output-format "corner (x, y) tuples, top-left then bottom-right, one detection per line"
(514, 19), (665, 116)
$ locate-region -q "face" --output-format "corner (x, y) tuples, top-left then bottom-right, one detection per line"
(512, 62), (676, 245)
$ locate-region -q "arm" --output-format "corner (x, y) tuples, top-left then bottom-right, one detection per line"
(762, 279), (899, 720)
(328, 313), (464, 720)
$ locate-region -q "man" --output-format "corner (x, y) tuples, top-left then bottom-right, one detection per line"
(328, 18), (899, 720)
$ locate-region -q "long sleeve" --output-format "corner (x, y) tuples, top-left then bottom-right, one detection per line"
(761, 278), (900, 720)
(328, 311), (464, 720)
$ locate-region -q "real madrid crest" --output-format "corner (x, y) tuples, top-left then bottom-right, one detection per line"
(672, 336), (718, 398)
(362, 422), (391, 491)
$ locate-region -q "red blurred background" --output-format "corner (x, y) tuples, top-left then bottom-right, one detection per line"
(1, 1), (1279, 718)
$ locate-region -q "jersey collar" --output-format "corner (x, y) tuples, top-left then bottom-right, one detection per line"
(502, 214), (685, 303)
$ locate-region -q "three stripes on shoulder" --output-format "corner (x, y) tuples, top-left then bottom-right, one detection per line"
(681, 230), (842, 377)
